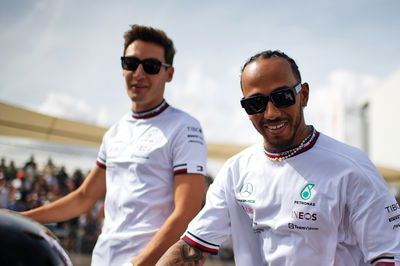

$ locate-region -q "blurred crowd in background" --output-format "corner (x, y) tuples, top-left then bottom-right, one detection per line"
(0, 156), (103, 254)
(0, 155), (240, 262)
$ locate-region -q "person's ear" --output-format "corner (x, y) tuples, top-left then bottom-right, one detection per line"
(300, 82), (309, 107)
(166, 66), (174, 82)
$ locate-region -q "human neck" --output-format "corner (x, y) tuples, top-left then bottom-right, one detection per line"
(131, 100), (169, 119)
(132, 99), (165, 113)
(263, 126), (318, 161)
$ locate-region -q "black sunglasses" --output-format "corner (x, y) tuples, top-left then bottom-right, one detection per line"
(240, 83), (302, 115)
(121, 56), (171, 74)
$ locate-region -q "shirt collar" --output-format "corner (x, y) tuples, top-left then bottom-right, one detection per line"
(131, 100), (169, 119)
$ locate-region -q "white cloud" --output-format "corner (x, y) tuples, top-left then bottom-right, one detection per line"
(167, 64), (259, 145)
(96, 104), (112, 127)
(37, 92), (94, 124)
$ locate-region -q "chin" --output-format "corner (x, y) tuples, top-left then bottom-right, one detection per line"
(264, 133), (295, 152)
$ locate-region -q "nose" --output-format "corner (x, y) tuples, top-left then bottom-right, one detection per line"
(263, 101), (281, 120)
(132, 63), (146, 78)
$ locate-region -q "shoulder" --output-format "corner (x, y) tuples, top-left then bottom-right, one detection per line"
(160, 106), (204, 138)
(313, 133), (370, 164)
(311, 132), (385, 187)
(210, 143), (262, 193)
(164, 105), (202, 125)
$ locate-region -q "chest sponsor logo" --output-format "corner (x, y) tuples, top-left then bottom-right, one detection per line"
(288, 223), (319, 231)
(240, 183), (254, 198)
(294, 200), (316, 206)
(292, 211), (318, 221)
(133, 128), (167, 155)
(300, 183), (315, 200)
(237, 183), (255, 203)
(393, 223), (400, 230)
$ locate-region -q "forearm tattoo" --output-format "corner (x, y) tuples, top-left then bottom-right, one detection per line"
(157, 240), (206, 266)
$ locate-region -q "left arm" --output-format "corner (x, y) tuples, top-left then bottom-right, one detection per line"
(132, 173), (206, 266)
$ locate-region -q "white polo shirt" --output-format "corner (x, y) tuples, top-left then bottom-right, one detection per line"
(184, 132), (400, 265)
(92, 101), (207, 266)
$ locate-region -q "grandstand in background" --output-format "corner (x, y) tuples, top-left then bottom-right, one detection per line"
(1, 101), (399, 188)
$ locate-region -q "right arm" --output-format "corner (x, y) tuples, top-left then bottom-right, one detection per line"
(21, 165), (106, 223)
(156, 239), (209, 266)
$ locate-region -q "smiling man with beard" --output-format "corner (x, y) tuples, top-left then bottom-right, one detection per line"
(156, 50), (400, 266)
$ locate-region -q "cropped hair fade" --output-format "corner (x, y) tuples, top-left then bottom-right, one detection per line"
(240, 50), (301, 89)
(123, 24), (176, 65)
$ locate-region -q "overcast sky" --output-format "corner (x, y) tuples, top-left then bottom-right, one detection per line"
(1, 0), (399, 147)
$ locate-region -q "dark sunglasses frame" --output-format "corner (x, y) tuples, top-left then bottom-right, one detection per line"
(121, 56), (171, 74)
(240, 83), (302, 115)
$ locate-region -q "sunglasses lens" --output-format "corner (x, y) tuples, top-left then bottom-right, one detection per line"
(142, 59), (162, 74)
(270, 89), (295, 108)
(241, 96), (268, 115)
(121, 57), (140, 71)
(241, 85), (300, 114)
(121, 57), (163, 74)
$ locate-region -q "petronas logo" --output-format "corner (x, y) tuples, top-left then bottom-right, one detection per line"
(300, 184), (315, 200)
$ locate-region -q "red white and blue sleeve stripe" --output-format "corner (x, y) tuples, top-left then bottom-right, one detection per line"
(182, 231), (219, 255)
(371, 256), (395, 265)
(96, 157), (106, 169)
(173, 163), (188, 175)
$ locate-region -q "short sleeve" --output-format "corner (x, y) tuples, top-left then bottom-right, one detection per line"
(96, 129), (110, 169)
(171, 118), (207, 176)
(347, 166), (400, 264)
(183, 172), (231, 254)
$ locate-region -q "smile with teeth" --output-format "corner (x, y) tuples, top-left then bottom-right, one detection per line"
(266, 122), (285, 130)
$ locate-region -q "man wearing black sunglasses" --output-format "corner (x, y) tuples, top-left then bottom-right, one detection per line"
(157, 51), (400, 265)
(21, 25), (207, 266)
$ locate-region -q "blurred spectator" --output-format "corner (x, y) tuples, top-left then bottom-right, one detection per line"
(65, 217), (79, 252)
(0, 176), (9, 208)
(6, 160), (17, 181)
(42, 158), (56, 176)
(56, 166), (69, 196)
(7, 187), (26, 211)
(24, 155), (37, 169)
(23, 155), (38, 191)
(42, 158), (57, 187)
(0, 158), (6, 176)
(1, 155), (103, 254)
(79, 211), (101, 254)
(71, 169), (84, 190)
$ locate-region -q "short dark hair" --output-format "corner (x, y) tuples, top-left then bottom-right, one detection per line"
(123, 24), (176, 65)
(240, 50), (301, 89)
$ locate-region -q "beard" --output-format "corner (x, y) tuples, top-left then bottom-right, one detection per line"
(254, 105), (305, 153)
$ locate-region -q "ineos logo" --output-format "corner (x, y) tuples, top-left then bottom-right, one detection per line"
(292, 211), (317, 221)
